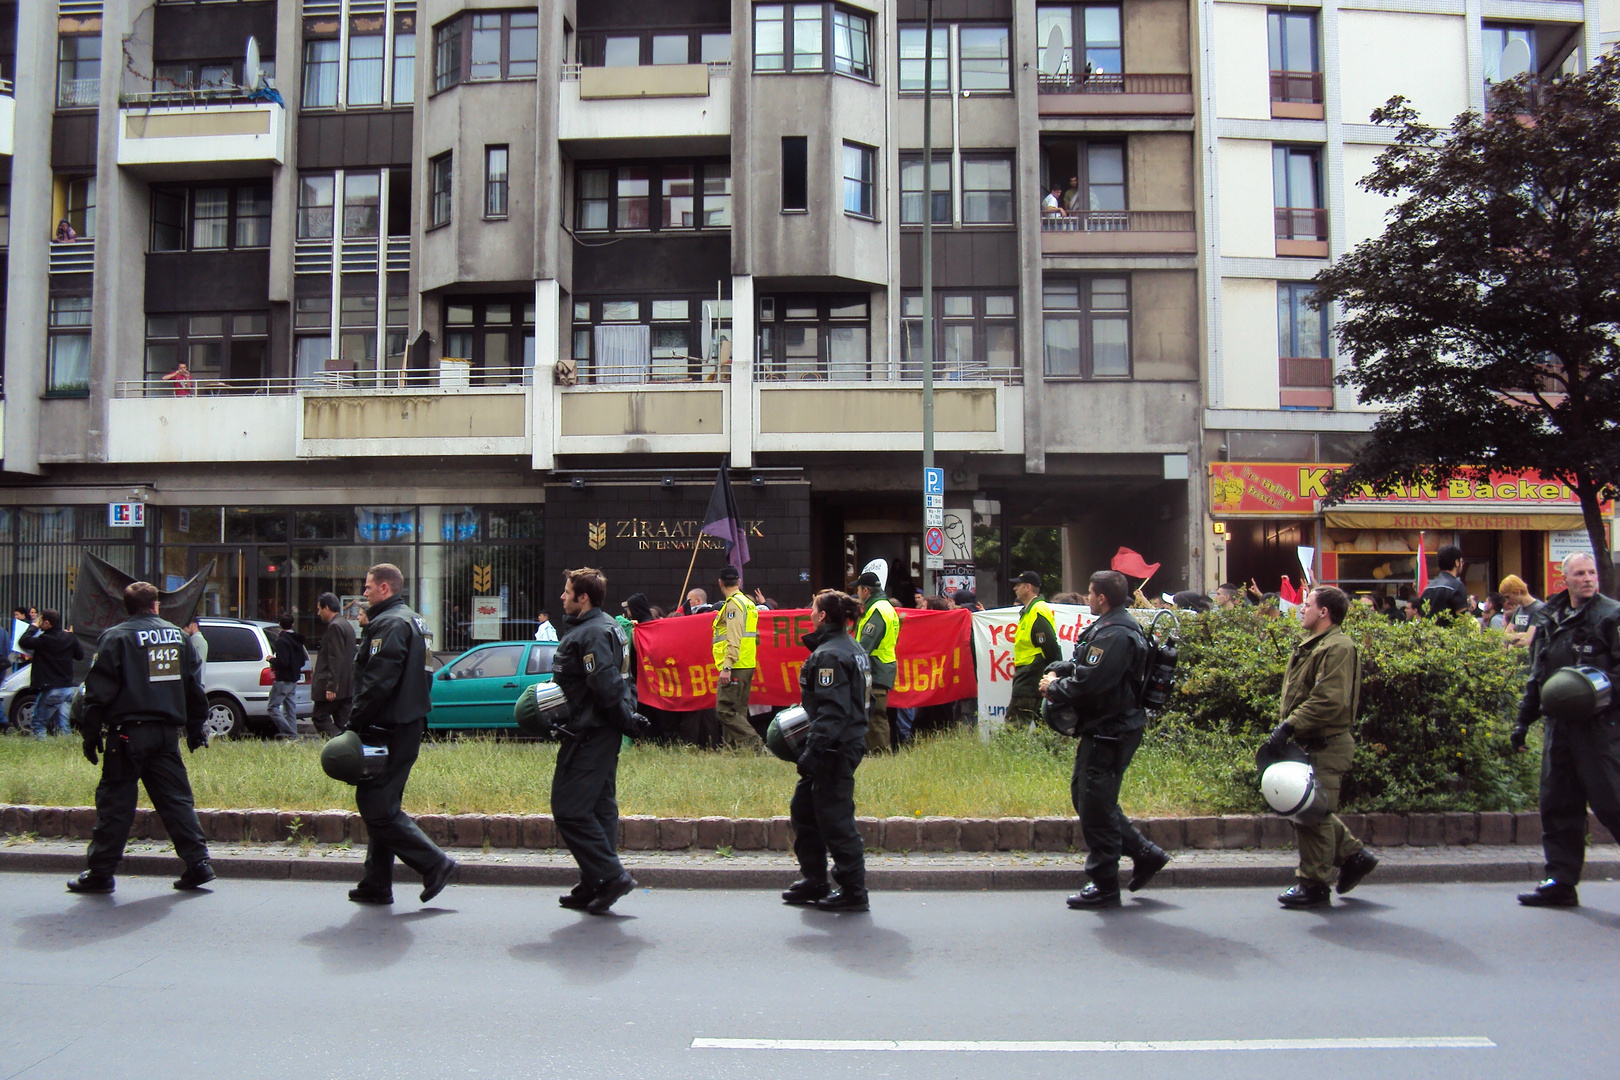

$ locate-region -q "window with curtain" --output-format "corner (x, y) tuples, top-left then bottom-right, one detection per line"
(962, 155), (1014, 223)
(898, 25), (948, 91)
(574, 161), (732, 232)
(960, 26), (1011, 90)
(393, 30), (416, 104)
(902, 291), (1018, 379)
(1042, 277), (1130, 378)
(843, 142), (875, 217)
(430, 154), (453, 227)
(303, 38), (340, 107)
(348, 35), (385, 105)
(191, 189), (231, 249)
(47, 298), (92, 396)
(900, 155), (951, 225)
(485, 146), (509, 218)
(832, 9), (871, 78)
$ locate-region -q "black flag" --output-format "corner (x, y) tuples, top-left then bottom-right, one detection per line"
(699, 462), (751, 566)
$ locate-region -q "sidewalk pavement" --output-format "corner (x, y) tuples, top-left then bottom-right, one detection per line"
(4, 836), (1615, 891)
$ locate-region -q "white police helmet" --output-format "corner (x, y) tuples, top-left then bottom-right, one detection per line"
(1260, 760), (1329, 826)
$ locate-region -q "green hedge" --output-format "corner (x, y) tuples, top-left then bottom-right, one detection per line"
(1151, 606), (1541, 813)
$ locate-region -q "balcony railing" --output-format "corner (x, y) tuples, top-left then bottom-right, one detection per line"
(1269, 70), (1324, 105)
(569, 355), (730, 385)
(49, 239), (95, 273)
(115, 366), (535, 398)
(1275, 207), (1328, 241)
(1038, 71), (1192, 95)
(120, 87), (270, 107)
(57, 78), (100, 109)
(1042, 210), (1195, 233)
(561, 61), (733, 81)
(895, 360), (1023, 386)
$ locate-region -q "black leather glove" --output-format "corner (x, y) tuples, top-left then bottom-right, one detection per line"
(1510, 724), (1529, 752)
(1265, 721), (1295, 753)
(628, 713), (654, 740)
(186, 726), (207, 753)
(796, 744), (823, 778)
(82, 728), (103, 766)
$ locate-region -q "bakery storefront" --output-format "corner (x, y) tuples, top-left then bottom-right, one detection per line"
(1209, 463), (1609, 600)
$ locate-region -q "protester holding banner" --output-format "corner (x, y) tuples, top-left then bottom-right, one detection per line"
(855, 572), (900, 754)
(1007, 571), (1063, 731)
(712, 566), (764, 751)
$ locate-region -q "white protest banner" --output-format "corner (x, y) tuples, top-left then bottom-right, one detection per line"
(971, 604), (1095, 728)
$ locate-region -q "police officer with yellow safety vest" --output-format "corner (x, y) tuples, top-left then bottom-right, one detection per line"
(1007, 570), (1063, 730)
(712, 565), (764, 750)
(855, 570), (900, 753)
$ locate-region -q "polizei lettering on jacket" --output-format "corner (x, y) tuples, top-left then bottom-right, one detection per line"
(137, 626), (186, 682)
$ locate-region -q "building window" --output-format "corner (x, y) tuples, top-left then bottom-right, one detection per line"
(47, 298), (93, 397)
(66, 177), (96, 239)
(960, 26), (1011, 91)
(303, 38), (340, 107)
(962, 155), (1014, 223)
(348, 34), (385, 106)
(343, 172), (381, 237)
(572, 296), (729, 382)
(757, 295), (870, 381)
(1277, 282), (1332, 406)
(781, 137), (808, 212)
(755, 4), (871, 77)
(579, 28), (731, 67)
(435, 10), (538, 90)
(191, 189), (231, 249)
(900, 154), (951, 225)
(151, 190), (186, 251)
(145, 312), (269, 386)
(574, 161), (732, 233)
(294, 297), (333, 383)
(902, 291), (1018, 379)
(429, 154), (453, 228)
(1267, 10), (1321, 104)
(57, 34), (101, 108)
(298, 174), (335, 239)
(1042, 277), (1130, 379)
(393, 26), (416, 105)
(236, 188), (272, 247)
(1035, 4), (1122, 88)
(898, 25), (948, 91)
(1273, 145), (1324, 240)
(442, 297), (537, 380)
(1483, 24), (1537, 108)
(842, 142), (875, 218)
(485, 146), (509, 218)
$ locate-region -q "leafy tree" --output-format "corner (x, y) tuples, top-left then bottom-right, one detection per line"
(1312, 56), (1620, 593)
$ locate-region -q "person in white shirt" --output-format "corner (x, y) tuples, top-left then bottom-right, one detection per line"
(534, 611), (559, 642)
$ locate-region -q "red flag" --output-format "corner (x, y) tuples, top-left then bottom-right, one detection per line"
(1279, 575), (1299, 605)
(1110, 547), (1161, 581)
(1415, 533), (1429, 594)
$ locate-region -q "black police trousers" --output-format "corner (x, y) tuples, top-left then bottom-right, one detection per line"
(551, 726), (625, 886)
(1540, 713), (1620, 886)
(356, 720), (448, 886)
(790, 743), (866, 893)
(1072, 728), (1151, 884)
(86, 723), (209, 876)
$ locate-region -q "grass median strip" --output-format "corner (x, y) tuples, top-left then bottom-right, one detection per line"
(0, 728), (1258, 820)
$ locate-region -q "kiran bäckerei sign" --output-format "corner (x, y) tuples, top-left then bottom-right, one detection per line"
(1210, 463), (1607, 524)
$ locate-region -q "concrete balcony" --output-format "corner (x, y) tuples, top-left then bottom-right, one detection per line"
(116, 96), (287, 173)
(555, 384), (730, 456)
(754, 384), (1022, 455)
(0, 80), (14, 155)
(1041, 211), (1197, 256)
(558, 63), (731, 155)
(300, 379), (532, 458)
(49, 239), (95, 274)
(107, 393), (299, 463)
(1038, 73), (1193, 117)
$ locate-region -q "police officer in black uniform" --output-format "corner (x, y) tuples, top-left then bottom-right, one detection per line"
(782, 590), (872, 913)
(347, 563), (458, 906)
(551, 567), (651, 915)
(68, 582), (215, 894)
(1512, 551), (1620, 908)
(1040, 570), (1169, 909)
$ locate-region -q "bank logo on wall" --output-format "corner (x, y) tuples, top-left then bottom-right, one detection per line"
(472, 564), (493, 592)
(588, 522), (608, 551)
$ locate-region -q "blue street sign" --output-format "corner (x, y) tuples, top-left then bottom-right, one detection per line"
(923, 467), (945, 496)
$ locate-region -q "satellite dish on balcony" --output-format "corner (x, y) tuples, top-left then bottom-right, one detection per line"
(245, 36), (263, 90)
(1499, 38), (1533, 81)
(1041, 26), (1065, 77)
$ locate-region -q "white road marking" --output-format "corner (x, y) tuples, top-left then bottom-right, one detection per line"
(691, 1037), (1496, 1053)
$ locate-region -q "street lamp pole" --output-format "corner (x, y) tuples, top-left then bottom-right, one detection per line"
(921, 0), (937, 595)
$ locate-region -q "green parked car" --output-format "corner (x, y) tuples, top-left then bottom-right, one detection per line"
(426, 640), (556, 731)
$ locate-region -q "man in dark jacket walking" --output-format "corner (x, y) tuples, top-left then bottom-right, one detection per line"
(551, 567), (651, 915)
(267, 614), (307, 738)
(311, 592), (356, 736)
(346, 564), (457, 906)
(1417, 544), (1471, 621)
(20, 609), (83, 737)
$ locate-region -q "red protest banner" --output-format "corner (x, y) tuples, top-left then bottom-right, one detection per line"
(633, 608), (977, 711)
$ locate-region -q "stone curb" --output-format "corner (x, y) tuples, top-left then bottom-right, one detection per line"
(3, 804), (1613, 854)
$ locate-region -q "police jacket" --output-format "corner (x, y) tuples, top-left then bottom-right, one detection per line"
(1280, 624), (1361, 739)
(1517, 589), (1620, 726)
(1418, 572), (1471, 620)
(80, 614), (207, 736)
(552, 607), (639, 736)
(798, 625), (871, 752)
(19, 626), (83, 690)
(350, 594), (432, 730)
(311, 616), (356, 699)
(1043, 607), (1147, 737)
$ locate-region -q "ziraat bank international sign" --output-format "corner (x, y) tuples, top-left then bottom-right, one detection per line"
(587, 516), (766, 553)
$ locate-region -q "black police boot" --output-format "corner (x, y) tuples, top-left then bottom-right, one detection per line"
(782, 878), (832, 905)
(420, 857), (459, 903)
(348, 881), (395, 905)
(1517, 879), (1579, 908)
(1129, 845), (1170, 892)
(173, 860), (216, 891)
(814, 888), (870, 913)
(586, 870), (638, 914)
(1067, 881), (1122, 910)
(1278, 882), (1332, 909)
(1335, 849), (1379, 895)
(66, 871), (115, 894)
(559, 881), (594, 910)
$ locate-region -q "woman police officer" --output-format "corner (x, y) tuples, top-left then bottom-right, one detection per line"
(780, 590), (873, 913)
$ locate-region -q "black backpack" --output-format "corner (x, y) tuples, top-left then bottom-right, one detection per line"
(1138, 609), (1180, 711)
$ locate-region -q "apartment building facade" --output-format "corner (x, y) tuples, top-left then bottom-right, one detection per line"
(0, 0), (1204, 647)
(1199, 0), (1613, 600)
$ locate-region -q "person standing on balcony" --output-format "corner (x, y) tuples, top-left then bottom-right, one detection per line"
(161, 361), (195, 397)
(1042, 186), (1066, 218)
(1063, 175), (1082, 215)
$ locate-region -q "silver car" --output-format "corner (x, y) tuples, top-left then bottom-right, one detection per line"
(2, 617), (313, 739)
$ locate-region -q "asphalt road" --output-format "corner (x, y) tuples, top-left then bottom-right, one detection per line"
(3, 871), (1615, 1080)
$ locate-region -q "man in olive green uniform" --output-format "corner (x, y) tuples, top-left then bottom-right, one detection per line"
(855, 571), (900, 753)
(1006, 570), (1063, 729)
(712, 565), (763, 750)
(1265, 585), (1378, 908)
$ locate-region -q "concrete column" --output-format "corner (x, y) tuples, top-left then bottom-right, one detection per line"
(531, 278), (558, 471)
(1014, 0), (1045, 475)
(729, 273), (754, 468)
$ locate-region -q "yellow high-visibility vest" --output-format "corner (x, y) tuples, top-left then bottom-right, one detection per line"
(858, 598), (900, 664)
(712, 591), (759, 669)
(1013, 599), (1057, 668)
